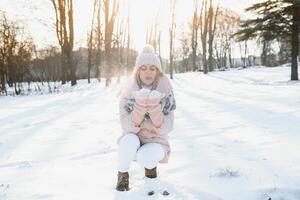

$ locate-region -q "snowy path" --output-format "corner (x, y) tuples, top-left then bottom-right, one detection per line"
(0, 66), (300, 200)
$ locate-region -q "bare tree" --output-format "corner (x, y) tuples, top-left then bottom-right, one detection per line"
(200, 0), (209, 74)
(94, 0), (103, 82)
(239, 40), (249, 67)
(0, 13), (37, 95)
(191, 0), (200, 71)
(214, 8), (240, 69)
(169, 0), (176, 79)
(87, 32), (93, 84)
(146, 10), (163, 68)
(114, 4), (125, 83)
(14, 37), (36, 94)
(87, 0), (98, 84)
(199, 0), (219, 73)
(207, 0), (219, 71)
(0, 14), (18, 94)
(146, 11), (161, 51)
(179, 27), (190, 72)
(125, 2), (132, 75)
(51, 0), (76, 86)
(104, 0), (119, 86)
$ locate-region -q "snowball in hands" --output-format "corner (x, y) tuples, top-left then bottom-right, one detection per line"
(148, 90), (165, 100)
(147, 90), (165, 107)
(132, 88), (151, 107)
(133, 89), (165, 107)
(133, 88), (151, 100)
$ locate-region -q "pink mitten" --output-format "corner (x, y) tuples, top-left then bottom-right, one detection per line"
(148, 104), (164, 128)
(131, 104), (147, 127)
(147, 90), (165, 128)
(131, 89), (151, 126)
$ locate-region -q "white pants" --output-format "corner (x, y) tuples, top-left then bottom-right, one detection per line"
(118, 133), (166, 172)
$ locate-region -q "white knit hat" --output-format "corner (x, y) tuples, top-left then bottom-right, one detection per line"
(134, 44), (162, 72)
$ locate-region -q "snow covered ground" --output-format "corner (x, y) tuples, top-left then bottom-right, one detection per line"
(0, 66), (300, 200)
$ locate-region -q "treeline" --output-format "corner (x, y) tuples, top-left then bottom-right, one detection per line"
(0, 13), (36, 95)
(174, 0), (297, 78)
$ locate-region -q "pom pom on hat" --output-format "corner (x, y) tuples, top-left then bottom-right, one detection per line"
(134, 44), (162, 72)
(141, 45), (155, 54)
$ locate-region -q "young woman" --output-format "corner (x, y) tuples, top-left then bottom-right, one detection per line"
(116, 44), (176, 195)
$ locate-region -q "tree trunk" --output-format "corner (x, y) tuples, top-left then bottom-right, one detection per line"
(0, 68), (7, 94)
(68, 0), (76, 86)
(96, 0), (102, 82)
(228, 46), (233, 68)
(169, 0), (176, 79)
(51, 0), (76, 86)
(87, 32), (92, 84)
(200, 0), (209, 74)
(104, 0), (118, 87)
(208, 1), (219, 72)
(208, 3), (213, 71)
(291, 0), (299, 80)
(191, 0), (198, 71)
(244, 40), (247, 67)
(261, 40), (267, 66)
(87, 0), (97, 84)
(61, 50), (66, 84)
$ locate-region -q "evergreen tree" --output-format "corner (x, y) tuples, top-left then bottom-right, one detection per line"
(235, 0), (298, 80)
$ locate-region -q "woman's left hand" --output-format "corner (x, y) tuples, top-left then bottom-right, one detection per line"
(146, 90), (165, 128)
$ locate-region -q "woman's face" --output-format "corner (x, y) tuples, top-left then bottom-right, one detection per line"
(138, 64), (158, 86)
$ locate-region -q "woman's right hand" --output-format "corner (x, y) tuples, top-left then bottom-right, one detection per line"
(131, 89), (150, 126)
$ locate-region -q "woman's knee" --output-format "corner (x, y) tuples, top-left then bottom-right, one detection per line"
(136, 143), (165, 169)
(119, 133), (140, 148)
(136, 151), (153, 169)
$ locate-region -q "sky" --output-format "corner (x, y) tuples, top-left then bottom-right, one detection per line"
(0, 0), (261, 57)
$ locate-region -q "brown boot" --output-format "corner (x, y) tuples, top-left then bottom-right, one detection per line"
(145, 167), (157, 178)
(116, 171), (129, 191)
